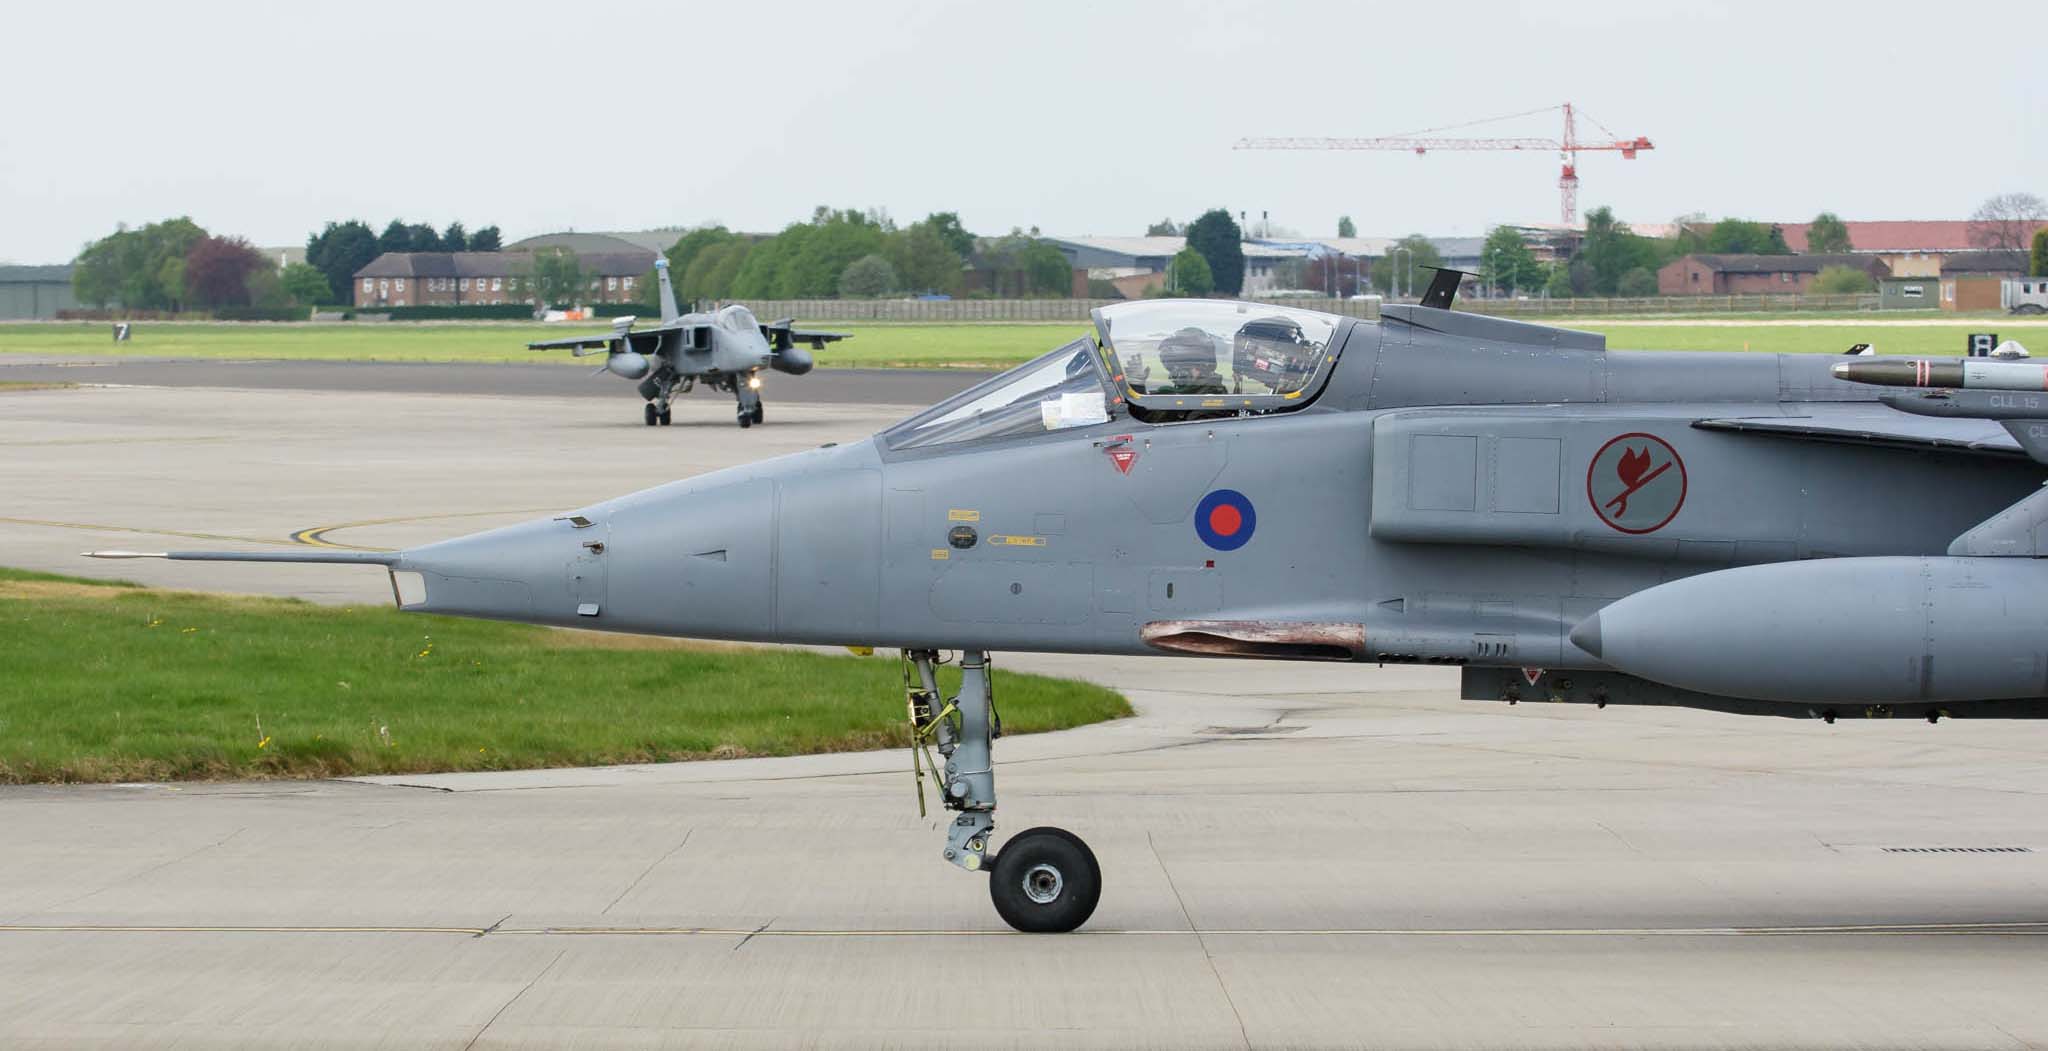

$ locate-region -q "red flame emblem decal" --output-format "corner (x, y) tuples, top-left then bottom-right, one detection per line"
(1587, 433), (1686, 535)
(1616, 445), (1653, 488)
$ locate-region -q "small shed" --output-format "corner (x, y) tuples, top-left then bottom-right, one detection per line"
(1878, 275), (1939, 309)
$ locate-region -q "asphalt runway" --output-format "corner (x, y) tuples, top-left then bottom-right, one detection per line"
(3, 377), (2048, 1048)
(0, 355), (990, 406)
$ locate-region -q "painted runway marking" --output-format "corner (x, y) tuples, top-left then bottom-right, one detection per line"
(288, 508), (561, 550)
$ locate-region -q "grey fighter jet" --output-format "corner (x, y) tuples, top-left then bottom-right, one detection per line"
(530, 258), (848, 427)
(94, 272), (2048, 933)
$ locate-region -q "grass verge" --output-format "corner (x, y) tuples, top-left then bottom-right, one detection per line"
(4, 316), (2037, 372)
(1575, 322), (2037, 357)
(0, 322), (1086, 370)
(0, 568), (1130, 783)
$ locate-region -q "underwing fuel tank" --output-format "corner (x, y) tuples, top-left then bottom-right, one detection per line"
(1570, 557), (2048, 705)
(770, 345), (814, 375)
(605, 351), (652, 380)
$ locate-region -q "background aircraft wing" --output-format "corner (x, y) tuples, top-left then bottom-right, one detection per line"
(529, 326), (707, 357)
(761, 319), (852, 350)
(528, 334), (619, 353)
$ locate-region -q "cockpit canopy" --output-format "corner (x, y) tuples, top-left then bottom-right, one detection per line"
(715, 304), (760, 336)
(881, 300), (1353, 452)
(1093, 300), (1343, 415)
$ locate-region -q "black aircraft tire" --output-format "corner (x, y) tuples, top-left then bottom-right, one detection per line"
(644, 403), (658, 426)
(988, 827), (1101, 933)
(751, 403), (765, 424)
(737, 412), (752, 429)
(658, 408), (672, 426)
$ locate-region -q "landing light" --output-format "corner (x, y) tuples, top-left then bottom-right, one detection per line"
(748, 376), (762, 390)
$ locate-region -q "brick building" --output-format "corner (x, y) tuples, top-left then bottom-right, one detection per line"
(1776, 220), (2048, 277)
(351, 251), (656, 308)
(1657, 253), (1890, 295)
(1938, 251), (2032, 312)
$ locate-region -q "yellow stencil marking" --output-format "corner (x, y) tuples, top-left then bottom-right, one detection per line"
(930, 548), (950, 560)
(946, 509), (980, 522)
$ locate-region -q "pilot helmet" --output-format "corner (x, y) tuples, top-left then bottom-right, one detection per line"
(1158, 327), (1218, 376)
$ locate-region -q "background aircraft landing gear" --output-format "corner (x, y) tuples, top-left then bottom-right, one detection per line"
(905, 649), (1100, 933)
(644, 402), (658, 427)
(735, 382), (763, 428)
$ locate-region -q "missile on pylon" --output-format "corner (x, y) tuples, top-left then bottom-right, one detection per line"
(1832, 358), (2048, 391)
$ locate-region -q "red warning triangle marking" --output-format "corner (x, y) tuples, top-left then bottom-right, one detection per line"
(1521, 667), (1544, 686)
(1110, 449), (1137, 474)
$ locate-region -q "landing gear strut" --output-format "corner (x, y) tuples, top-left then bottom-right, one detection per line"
(639, 374), (675, 426)
(735, 378), (763, 429)
(905, 649), (1101, 933)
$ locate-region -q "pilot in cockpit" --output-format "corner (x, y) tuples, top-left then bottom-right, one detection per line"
(1155, 327), (1227, 395)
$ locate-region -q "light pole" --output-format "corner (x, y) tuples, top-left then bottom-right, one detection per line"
(1389, 246), (1413, 300)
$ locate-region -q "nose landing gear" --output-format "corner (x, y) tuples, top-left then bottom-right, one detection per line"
(989, 827), (1101, 934)
(734, 377), (764, 428)
(904, 649), (1100, 933)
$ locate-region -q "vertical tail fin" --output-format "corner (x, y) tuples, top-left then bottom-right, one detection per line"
(656, 257), (681, 324)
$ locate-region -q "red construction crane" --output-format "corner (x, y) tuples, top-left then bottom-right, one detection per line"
(1235, 103), (1653, 227)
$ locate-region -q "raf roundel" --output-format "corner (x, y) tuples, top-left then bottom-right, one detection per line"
(1194, 489), (1257, 551)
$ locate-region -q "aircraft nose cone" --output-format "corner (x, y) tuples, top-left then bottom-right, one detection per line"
(1568, 613), (1603, 659)
(394, 516), (598, 625)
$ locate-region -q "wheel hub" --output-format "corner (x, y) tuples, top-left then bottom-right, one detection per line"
(1022, 863), (1063, 904)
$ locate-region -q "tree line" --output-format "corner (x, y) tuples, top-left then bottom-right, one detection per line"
(72, 217), (330, 310)
(650, 209), (1076, 304)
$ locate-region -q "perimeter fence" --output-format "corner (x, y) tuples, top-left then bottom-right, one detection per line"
(719, 292), (1883, 323)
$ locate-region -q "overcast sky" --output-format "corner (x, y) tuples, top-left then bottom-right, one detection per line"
(3, 0), (2039, 262)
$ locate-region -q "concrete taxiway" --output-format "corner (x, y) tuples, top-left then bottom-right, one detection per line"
(0, 355), (991, 405)
(3, 370), (2048, 1048)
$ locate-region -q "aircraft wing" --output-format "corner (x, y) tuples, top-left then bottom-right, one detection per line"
(527, 334), (620, 353)
(1693, 408), (2024, 458)
(529, 327), (702, 357)
(762, 319), (851, 350)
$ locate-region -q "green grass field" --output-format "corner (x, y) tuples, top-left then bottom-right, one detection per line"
(0, 567), (1130, 783)
(0, 321), (1090, 370)
(1579, 322), (2043, 357)
(2, 316), (2041, 371)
